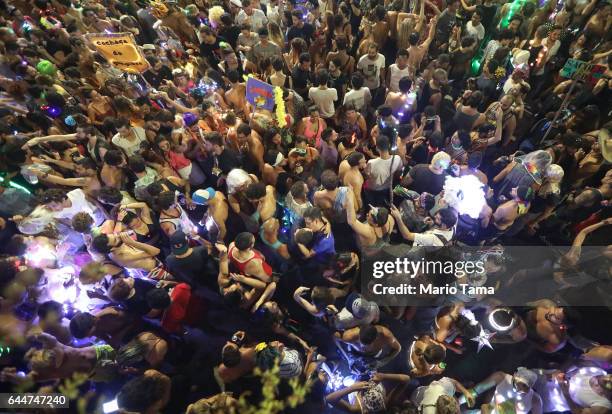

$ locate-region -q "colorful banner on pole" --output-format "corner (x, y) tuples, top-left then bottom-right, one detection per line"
(86, 32), (149, 73)
(560, 58), (606, 86)
(246, 77), (275, 110)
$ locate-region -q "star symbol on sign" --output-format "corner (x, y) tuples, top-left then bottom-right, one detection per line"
(471, 328), (495, 352)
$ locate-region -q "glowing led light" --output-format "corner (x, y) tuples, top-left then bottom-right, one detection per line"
(442, 175), (486, 219)
(489, 309), (513, 331)
(470, 327), (495, 352)
(25, 244), (57, 267)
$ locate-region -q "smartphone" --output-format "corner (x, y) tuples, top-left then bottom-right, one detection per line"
(103, 399), (118, 413)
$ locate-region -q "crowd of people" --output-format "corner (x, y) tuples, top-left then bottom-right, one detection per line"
(0, 0), (611, 412)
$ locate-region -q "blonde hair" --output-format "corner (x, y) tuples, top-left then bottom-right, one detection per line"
(186, 393), (238, 414)
(431, 151), (451, 169)
(267, 21), (284, 50)
(397, 17), (417, 50)
(539, 164), (564, 196)
(436, 395), (460, 414)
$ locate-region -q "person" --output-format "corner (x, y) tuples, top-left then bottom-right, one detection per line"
(346, 189), (395, 249)
(199, 25), (227, 69)
(465, 10), (485, 43)
(112, 117), (147, 157)
(412, 377), (475, 413)
(343, 73), (372, 113)
(157, 190), (199, 237)
(357, 42), (386, 100)
(468, 367), (543, 414)
(363, 136), (403, 207)
(325, 373), (412, 413)
(292, 52), (314, 100)
(166, 230), (217, 288)
(308, 70), (338, 122)
(407, 16), (438, 76)
(287, 9), (314, 45)
(297, 106), (327, 149)
(92, 232), (169, 281)
(314, 170), (352, 224)
(551, 367), (612, 414)
(236, 0), (268, 32)
(482, 185), (533, 242)
(192, 187), (230, 243)
(228, 232), (274, 282)
(298, 206), (336, 266)
(146, 284), (205, 334)
(225, 70), (250, 119)
(35, 300), (71, 345)
(1, 332), (116, 383)
(207, 132), (240, 179)
(249, 27), (281, 69)
(391, 205), (458, 247)
(342, 151), (366, 212)
(387, 49), (411, 93)
(69, 306), (137, 348)
(523, 299), (577, 353)
(402, 151), (450, 196)
(116, 370), (172, 414)
(334, 324), (402, 372)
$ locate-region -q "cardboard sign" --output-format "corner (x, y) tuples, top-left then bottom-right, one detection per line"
(560, 58), (606, 85)
(86, 32), (149, 73)
(246, 76), (275, 110)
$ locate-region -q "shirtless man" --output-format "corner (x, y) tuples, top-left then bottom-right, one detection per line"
(236, 124), (265, 174)
(100, 149), (126, 189)
(244, 182), (277, 231)
(69, 307), (137, 348)
(314, 170), (353, 223)
(30, 157), (102, 197)
(384, 76), (417, 121)
(192, 188), (230, 242)
(335, 324), (401, 372)
(228, 232), (275, 283)
(216, 331), (258, 385)
(218, 242), (276, 311)
(0, 332), (116, 383)
(483, 185), (532, 241)
(346, 188), (395, 249)
(342, 152), (366, 211)
(262, 149), (289, 187)
(92, 232), (169, 280)
(227, 168), (259, 223)
(408, 334), (447, 377)
(225, 70), (250, 118)
(407, 15), (437, 76)
(524, 299), (575, 353)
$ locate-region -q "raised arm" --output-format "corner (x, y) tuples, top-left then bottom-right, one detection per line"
(23, 133), (78, 149)
(390, 205), (416, 241)
(421, 15), (438, 50)
(293, 287), (322, 316)
(119, 232), (160, 257)
(346, 187), (372, 237)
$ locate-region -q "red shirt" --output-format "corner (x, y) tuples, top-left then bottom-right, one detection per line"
(161, 283), (205, 334)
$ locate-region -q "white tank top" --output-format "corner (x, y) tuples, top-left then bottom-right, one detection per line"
(491, 374), (536, 414)
(388, 63), (412, 93)
(569, 367), (612, 410)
